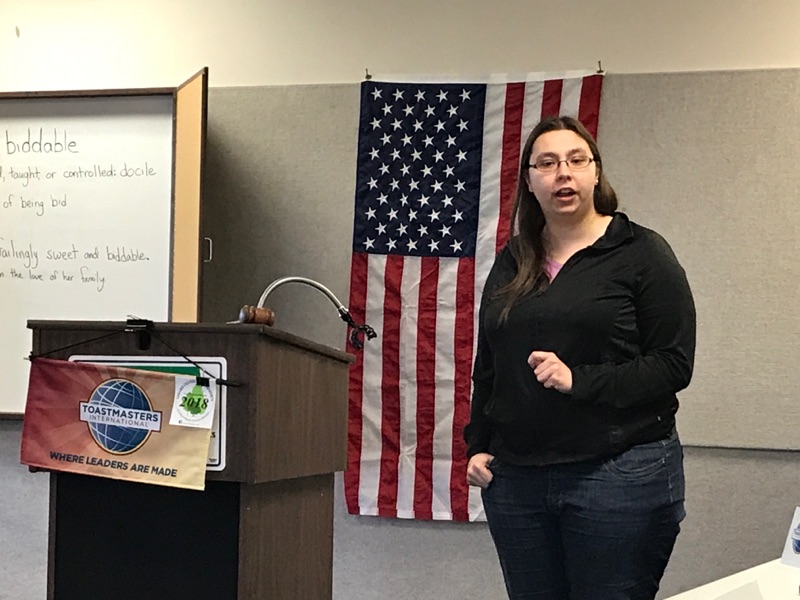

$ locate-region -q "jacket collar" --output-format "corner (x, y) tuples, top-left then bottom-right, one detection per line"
(591, 211), (634, 250)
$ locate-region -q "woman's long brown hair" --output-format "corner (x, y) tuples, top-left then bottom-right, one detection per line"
(495, 116), (618, 321)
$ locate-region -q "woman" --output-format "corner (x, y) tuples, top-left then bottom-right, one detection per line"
(464, 116), (696, 600)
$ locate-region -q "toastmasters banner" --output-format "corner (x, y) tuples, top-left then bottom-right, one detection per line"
(20, 358), (214, 490)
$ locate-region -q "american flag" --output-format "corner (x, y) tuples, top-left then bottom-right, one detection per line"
(345, 74), (604, 521)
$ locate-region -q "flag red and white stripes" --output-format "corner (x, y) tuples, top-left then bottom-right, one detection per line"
(345, 74), (603, 521)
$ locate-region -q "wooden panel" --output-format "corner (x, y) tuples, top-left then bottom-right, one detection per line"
(47, 472), (57, 600)
(172, 68), (208, 322)
(238, 474), (334, 599)
(252, 336), (349, 483)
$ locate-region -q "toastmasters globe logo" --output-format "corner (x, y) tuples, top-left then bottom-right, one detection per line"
(79, 379), (163, 454)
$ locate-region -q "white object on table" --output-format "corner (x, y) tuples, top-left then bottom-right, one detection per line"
(663, 560), (798, 600)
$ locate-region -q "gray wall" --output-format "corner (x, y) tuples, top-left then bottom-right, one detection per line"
(203, 71), (800, 451)
(201, 83), (359, 342)
(599, 70), (800, 451)
(1, 421), (48, 600)
(199, 71), (800, 597)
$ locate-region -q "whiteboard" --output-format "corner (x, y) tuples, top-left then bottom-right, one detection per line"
(0, 95), (174, 413)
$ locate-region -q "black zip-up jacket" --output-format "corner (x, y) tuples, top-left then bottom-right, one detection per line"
(464, 212), (696, 465)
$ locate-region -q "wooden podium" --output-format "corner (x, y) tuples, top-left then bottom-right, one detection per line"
(28, 320), (353, 600)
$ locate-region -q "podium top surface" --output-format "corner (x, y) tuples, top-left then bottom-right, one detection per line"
(27, 320), (354, 364)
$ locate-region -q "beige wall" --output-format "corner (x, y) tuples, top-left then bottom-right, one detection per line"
(2, 0), (800, 90)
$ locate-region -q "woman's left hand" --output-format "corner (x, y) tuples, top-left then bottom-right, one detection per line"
(528, 351), (573, 393)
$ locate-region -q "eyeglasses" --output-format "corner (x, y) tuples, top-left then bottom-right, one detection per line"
(529, 156), (596, 173)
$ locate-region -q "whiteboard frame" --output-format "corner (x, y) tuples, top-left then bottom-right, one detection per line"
(0, 68), (208, 415)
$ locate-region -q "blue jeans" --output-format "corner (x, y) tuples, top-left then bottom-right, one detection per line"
(482, 430), (685, 600)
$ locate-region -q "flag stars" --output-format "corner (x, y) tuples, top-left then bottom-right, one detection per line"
(358, 85), (482, 258)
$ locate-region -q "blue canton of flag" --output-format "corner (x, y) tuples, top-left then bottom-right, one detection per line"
(353, 83), (486, 259)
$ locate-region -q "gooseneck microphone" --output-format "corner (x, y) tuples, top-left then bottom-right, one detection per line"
(237, 276), (377, 350)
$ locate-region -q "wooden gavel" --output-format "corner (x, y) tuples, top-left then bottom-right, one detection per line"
(238, 305), (275, 326)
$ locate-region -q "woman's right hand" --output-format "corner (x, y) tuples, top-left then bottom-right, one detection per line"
(466, 452), (495, 488)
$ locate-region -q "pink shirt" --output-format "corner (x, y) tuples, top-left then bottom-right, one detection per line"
(544, 258), (563, 282)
